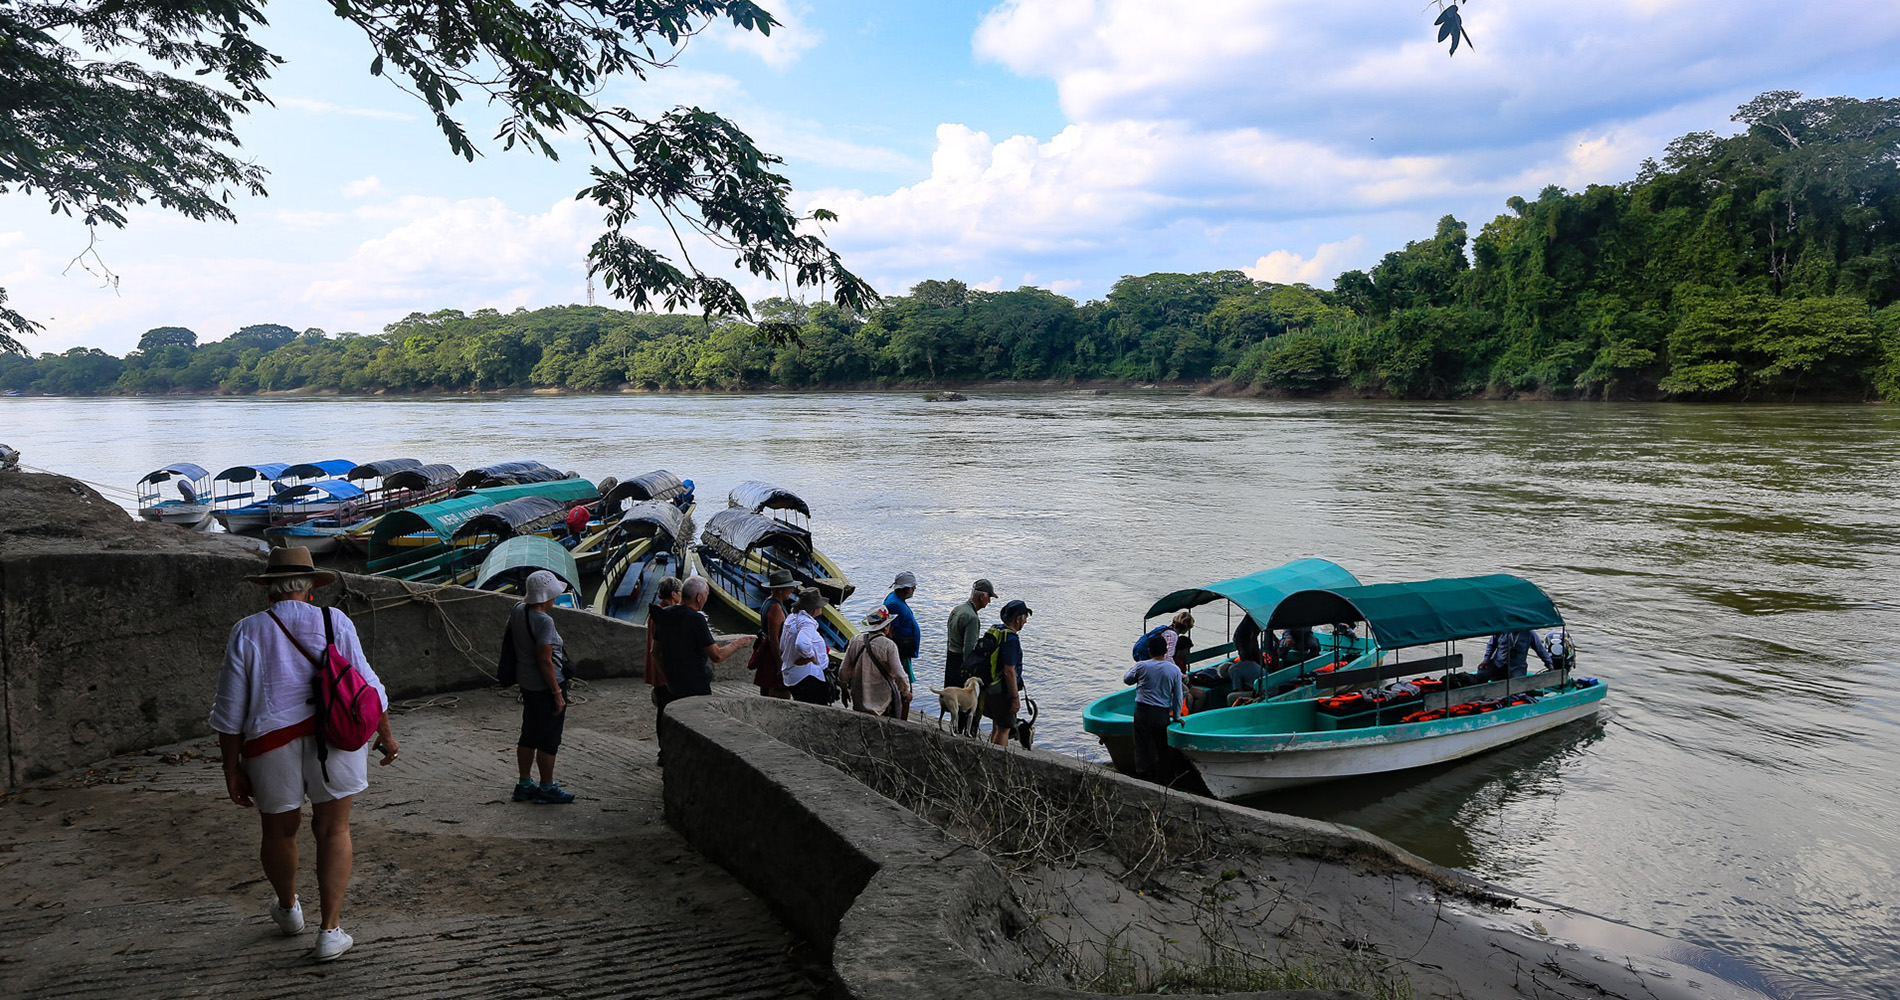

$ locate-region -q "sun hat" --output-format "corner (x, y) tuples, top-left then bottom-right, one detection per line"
(891, 570), (917, 589)
(766, 568), (796, 589)
(795, 587), (825, 613)
(858, 607), (896, 632)
(971, 578), (997, 597)
(524, 569), (567, 605)
(245, 546), (336, 588)
(1001, 599), (1033, 621)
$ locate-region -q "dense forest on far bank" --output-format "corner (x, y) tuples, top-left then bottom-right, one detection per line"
(5, 92), (1898, 402)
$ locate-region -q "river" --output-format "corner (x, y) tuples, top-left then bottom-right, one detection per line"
(4, 391), (1896, 996)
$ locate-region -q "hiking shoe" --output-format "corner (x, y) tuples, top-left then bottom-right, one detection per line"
(312, 927), (353, 962)
(269, 895), (304, 936)
(532, 781), (576, 804)
(512, 779), (538, 802)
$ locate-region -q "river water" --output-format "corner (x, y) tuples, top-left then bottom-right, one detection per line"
(4, 392), (1896, 996)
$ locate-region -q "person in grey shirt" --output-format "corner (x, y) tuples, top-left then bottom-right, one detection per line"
(1123, 633), (1184, 781)
(944, 578), (996, 686)
(512, 571), (576, 805)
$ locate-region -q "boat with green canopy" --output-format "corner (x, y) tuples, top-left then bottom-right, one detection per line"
(1082, 558), (1380, 775)
(1170, 573), (1607, 800)
(366, 477), (597, 581)
(472, 535), (583, 608)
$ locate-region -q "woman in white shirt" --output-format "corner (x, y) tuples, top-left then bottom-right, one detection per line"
(779, 587), (832, 704)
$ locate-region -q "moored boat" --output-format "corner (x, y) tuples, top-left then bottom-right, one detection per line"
(589, 499), (690, 626)
(332, 462), (461, 556)
(725, 481), (854, 603)
(135, 463), (213, 527)
(366, 477), (597, 581)
(260, 479), (368, 552)
(1083, 558), (1379, 776)
(691, 509), (857, 662)
(473, 535), (584, 609)
(1170, 574), (1607, 799)
(209, 462), (292, 534)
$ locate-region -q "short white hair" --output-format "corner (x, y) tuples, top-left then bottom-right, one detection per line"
(681, 576), (710, 603)
(267, 575), (316, 596)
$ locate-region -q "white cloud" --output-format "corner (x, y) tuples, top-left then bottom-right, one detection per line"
(705, 3), (822, 69)
(342, 176), (385, 199)
(1243, 236), (1367, 286)
(278, 97), (415, 122)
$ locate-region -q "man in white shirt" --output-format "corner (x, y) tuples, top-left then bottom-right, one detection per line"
(209, 547), (398, 963)
(779, 587), (832, 704)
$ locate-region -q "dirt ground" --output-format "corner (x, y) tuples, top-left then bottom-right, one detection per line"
(0, 678), (825, 999)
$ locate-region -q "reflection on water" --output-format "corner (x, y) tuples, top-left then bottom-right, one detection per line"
(3, 393), (1897, 997)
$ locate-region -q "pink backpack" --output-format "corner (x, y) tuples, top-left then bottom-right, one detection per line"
(268, 607), (384, 772)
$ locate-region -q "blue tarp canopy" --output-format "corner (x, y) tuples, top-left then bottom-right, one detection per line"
(214, 462), (290, 483)
(283, 459), (355, 480)
(1265, 574), (1565, 650)
(1144, 558), (1362, 623)
(271, 479), (367, 504)
(139, 463), (208, 484)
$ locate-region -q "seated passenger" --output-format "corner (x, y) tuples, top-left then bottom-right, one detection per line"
(1233, 614), (1265, 666)
(1476, 629), (1553, 681)
(1224, 656), (1267, 706)
(1280, 625), (1320, 659)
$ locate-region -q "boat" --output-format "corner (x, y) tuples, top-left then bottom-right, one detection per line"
(366, 477), (598, 581)
(332, 463), (461, 556)
(691, 509), (858, 663)
(440, 495), (576, 582)
(135, 463), (213, 527)
(1082, 558), (1381, 776)
(455, 460), (569, 491)
(1169, 574), (1608, 799)
(724, 481), (854, 603)
(209, 462), (292, 534)
(577, 469), (694, 563)
(473, 535), (584, 609)
(589, 500), (689, 627)
(260, 479), (369, 552)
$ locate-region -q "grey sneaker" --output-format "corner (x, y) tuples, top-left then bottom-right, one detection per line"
(269, 895), (304, 936)
(312, 926), (353, 962)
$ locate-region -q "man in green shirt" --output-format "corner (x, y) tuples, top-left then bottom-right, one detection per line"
(944, 578), (997, 687)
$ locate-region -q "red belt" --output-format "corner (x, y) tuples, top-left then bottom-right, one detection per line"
(242, 717), (315, 759)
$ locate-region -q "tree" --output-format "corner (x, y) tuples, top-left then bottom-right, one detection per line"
(137, 327), (198, 351)
(225, 323), (298, 351)
(0, 0), (875, 355)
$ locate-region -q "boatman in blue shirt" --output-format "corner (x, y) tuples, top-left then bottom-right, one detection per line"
(883, 571), (922, 685)
(1477, 629), (1553, 681)
(1123, 633), (1184, 781)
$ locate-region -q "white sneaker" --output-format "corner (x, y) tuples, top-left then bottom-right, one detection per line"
(311, 926), (353, 962)
(269, 895), (304, 936)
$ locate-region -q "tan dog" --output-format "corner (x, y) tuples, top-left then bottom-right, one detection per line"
(931, 677), (983, 736)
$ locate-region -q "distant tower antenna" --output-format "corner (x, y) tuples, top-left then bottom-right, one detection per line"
(586, 273), (595, 307)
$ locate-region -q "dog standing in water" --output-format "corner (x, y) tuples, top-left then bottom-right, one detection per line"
(932, 678), (982, 735)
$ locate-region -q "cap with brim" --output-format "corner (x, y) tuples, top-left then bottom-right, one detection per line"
(972, 578), (996, 597)
(859, 607), (895, 632)
(766, 569), (796, 588)
(246, 546), (336, 588)
(892, 570), (917, 589)
(1001, 598), (1032, 620)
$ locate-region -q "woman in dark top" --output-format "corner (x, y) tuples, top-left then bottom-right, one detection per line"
(749, 569), (797, 698)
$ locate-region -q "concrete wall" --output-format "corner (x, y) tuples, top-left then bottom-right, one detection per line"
(1, 547), (648, 789)
(660, 696), (1373, 1000)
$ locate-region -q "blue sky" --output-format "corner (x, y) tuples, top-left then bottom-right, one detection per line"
(6, 0), (1900, 353)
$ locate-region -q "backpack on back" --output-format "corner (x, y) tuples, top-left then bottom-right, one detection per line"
(964, 625), (1008, 686)
(268, 606), (384, 777)
(1132, 624), (1171, 662)
(496, 605), (522, 687)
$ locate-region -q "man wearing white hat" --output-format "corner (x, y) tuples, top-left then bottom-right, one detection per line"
(210, 546), (397, 963)
(511, 570), (577, 805)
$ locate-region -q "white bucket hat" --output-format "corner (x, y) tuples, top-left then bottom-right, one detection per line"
(525, 569), (567, 605)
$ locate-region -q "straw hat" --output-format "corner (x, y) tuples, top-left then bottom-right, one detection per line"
(246, 546), (336, 587)
(858, 607), (895, 632)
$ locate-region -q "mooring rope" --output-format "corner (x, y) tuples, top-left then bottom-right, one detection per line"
(17, 463), (142, 502)
(338, 576), (590, 704)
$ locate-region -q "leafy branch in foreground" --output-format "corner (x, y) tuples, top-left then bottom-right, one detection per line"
(0, 0), (875, 354)
(1430, 2), (1474, 56)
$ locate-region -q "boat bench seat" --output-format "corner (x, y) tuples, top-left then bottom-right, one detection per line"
(1413, 668), (1574, 713)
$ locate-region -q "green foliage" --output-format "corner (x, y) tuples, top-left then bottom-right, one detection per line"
(137, 327), (198, 351)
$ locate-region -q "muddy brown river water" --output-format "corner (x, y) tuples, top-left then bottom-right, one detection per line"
(4, 391), (1895, 996)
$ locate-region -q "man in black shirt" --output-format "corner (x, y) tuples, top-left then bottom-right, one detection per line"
(651, 576), (753, 701)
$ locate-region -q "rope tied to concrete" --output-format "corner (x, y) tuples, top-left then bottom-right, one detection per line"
(337, 576), (590, 704)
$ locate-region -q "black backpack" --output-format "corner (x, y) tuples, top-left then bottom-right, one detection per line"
(962, 625), (1007, 686)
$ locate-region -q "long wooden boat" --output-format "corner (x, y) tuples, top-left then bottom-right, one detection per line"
(1170, 574), (1608, 799)
(589, 499), (690, 628)
(209, 462), (292, 534)
(689, 542), (857, 665)
(727, 481), (853, 603)
(332, 463), (461, 556)
(260, 479), (368, 552)
(1082, 558), (1380, 776)
(135, 463), (213, 527)
(366, 477), (597, 581)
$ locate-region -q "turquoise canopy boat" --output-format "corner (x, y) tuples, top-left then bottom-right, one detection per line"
(1170, 574), (1607, 800)
(366, 478), (597, 581)
(473, 535), (583, 608)
(1082, 559), (1382, 775)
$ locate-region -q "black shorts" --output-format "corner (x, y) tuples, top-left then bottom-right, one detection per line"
(519, 685), (569, 755)
(984, 684), (1014, 726)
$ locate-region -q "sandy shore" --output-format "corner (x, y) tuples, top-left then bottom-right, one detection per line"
(0, 678), (823, 999)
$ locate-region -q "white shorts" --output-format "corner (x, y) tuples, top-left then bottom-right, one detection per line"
(243, 735), (370, 815)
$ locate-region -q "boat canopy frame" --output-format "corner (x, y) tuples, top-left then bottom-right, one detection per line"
(728, 481), (810, 518)
(603, 499), (686, 550)
(449, 495), (569, 543)
(213, 462), (291, 484)
(1265, 574), (1564, 651)
(281, 459), (355, 480)
(1144, 558), (1363, 624)
(604, 469), (687, 510)
(138, 463), (208, 485)
(271, 479), (368, 505)
(473, 535), (583, 597)
(368, 478), (597, 557)
(384, 464), (459, 491)
(699, 507), (810, 565)
(347, 457), (424, 481)
(455, 460), (565, 490)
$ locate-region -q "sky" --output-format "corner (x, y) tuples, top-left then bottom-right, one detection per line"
(6, 0), (1900, 354)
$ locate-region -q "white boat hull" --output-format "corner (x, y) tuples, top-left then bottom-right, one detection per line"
(141, 504), (213, 528)
(1182, 698), (1604, 800)
(216, 510), (273, 534)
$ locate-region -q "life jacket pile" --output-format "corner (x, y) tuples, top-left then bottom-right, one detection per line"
(1399, 689), (1545, 724)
